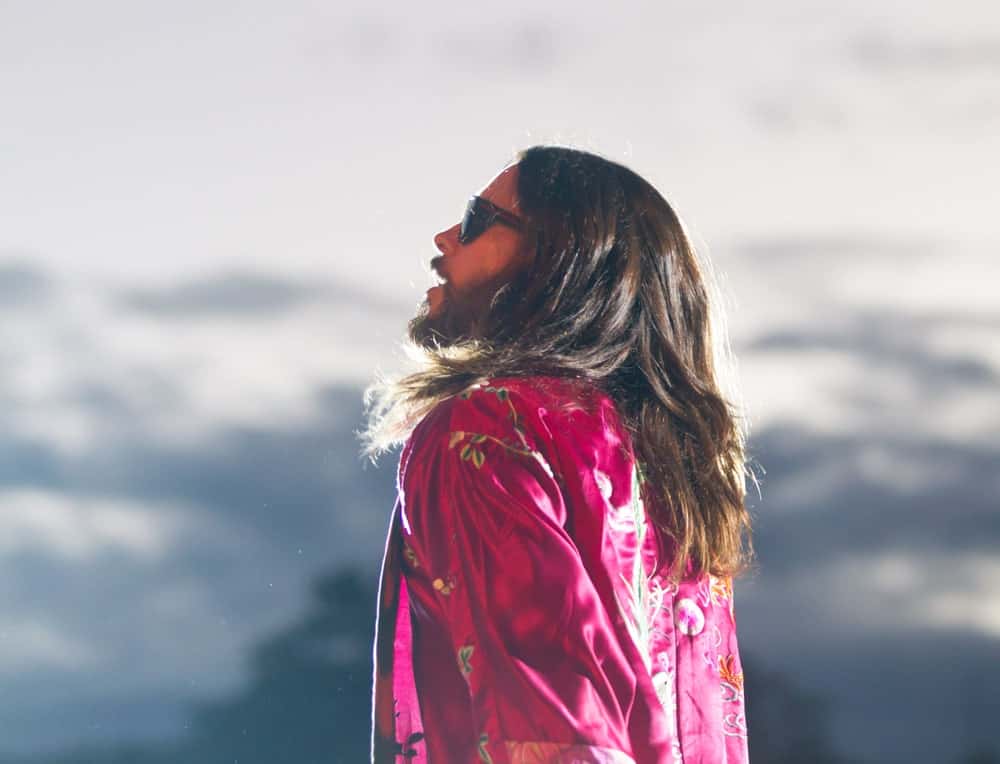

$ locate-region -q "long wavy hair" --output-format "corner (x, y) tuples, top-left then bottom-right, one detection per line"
(360, 145), (759, 584)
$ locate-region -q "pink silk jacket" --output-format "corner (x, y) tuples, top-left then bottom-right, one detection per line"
(371, 375), (749, 763)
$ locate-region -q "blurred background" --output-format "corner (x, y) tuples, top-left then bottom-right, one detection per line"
(1, 1), (997, 762)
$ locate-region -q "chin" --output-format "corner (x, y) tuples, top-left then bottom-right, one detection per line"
(408, 292), (476, 349)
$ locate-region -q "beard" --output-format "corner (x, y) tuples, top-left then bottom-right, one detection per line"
(407, 284), (485, 349)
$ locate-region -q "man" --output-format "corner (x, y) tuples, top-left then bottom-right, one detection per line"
(410, 160), (531, 349)
(363, 146), (755, 763)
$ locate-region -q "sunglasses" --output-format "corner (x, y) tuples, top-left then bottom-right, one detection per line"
(459, 195), (525, 244)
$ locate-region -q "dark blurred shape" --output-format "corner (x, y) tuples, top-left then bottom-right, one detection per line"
(0, 567), (377, 764)
(3, 558), (863, 764)
(116, 269), (403, 318)
(744, 656), (854, 764)
(956, 747), (1000, 764)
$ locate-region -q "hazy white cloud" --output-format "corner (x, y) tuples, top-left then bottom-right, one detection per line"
(769, 550), (1000, 639)
(0, 617), (102, 674)
(0, 490), (195, 563)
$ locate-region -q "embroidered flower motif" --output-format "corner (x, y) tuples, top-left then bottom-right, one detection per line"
(675, 598), (705, 636)
(718, 653), (744, 692)
(723, 710), (749, 739)
(695, 575), (713, 608)
(456, 644), (475, 681)
(651, 670), (672, 713)
(670, 738), (684, 762)
(402, 542), (419, 569)
(389, 731), (425, 759)
(477, 732), (494, 763)
(451, 386), (561, 483)
(432, 575), (457, 596)
(458, 381), (485, 399)
(708, 623), (723, 648)
(651, 651), (681, 741)
(709, 574), (732, 605)
(594, 468), (614, 501)
(506, 741), (637, 763)
(656, 649), (671, 673)
(448, 429), (534, 470)
(613, 462), (666, 674)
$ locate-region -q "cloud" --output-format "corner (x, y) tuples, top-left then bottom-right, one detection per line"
(851, 33), (1000, 72)
(432, 17), (560, 77)
(732, 234), (945, 264)
(747, 308), (1000, 393)
(0, 489), (195, 563)
(0, 259), (52, 308)
(116, 269), (405, 319)
(746, 424), (1000, 575)
(0, 617), (101, 674)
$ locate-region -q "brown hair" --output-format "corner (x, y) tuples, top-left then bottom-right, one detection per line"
(359, 145), (759, 585)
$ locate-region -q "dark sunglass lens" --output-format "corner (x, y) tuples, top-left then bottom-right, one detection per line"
(460, 198), (487, 243)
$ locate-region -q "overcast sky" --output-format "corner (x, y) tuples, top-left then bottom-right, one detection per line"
(1, 2), (998, 762)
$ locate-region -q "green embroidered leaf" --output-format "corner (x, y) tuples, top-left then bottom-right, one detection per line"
(477, 733), (493, 763)
(448, 430), (465, 449)
(471, 449), (485, 469)
(470, 433), (488, 444)
(495, 387), (509, 401)
(460, 443), (473, 461)
(457, 644), (474, 677)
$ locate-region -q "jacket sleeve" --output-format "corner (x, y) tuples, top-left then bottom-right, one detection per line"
(398, 385), (640, 764)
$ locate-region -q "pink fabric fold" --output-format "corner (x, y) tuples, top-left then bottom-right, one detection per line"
(372, 375), (748, 763)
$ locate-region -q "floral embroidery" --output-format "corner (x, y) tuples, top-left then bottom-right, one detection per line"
(402, 541), (419, 568)
(457, 644), (474, 680)
(449, 430), (534, 468)
(477, 732), (494, 763)
(695, 575), (713, 609)
(506, 740), (637, 763)
(708, 623), (723, 648)
(652, 650), (681, 743)
(671, 738), (684, 763)
(388, 731), (425, 759)
(651, 668), (673, 718)
(723, 711), (749, 739)
(460, 435), (487, 468)
(432, 575), (457, 595)
(485, 385), (532, 449)
(613, 462), (665, 674)
(709, 574), (732, 605)
(709, 573), (736, 621)
(719, 650), (747, 739)
(718, 653), (744, 693)
(594, 468), (614, 501)
(451, 385), (560, 482)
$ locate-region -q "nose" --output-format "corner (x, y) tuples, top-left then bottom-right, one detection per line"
(434, 223), (461, 253)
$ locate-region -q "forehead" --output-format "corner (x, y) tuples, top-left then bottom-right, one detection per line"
(476, 162), (519, 211)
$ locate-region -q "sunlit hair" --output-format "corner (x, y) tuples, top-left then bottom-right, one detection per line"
(359, 145), (759, 584)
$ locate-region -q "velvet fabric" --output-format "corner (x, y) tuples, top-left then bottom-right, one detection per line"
(372, 376), (749, 763)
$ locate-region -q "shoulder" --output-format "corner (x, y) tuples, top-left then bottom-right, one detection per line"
(401, 377), (551, 473)
(411, 374), (614, 444)
(401, 374), (630, 481)
(398, 377), (577, 532)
